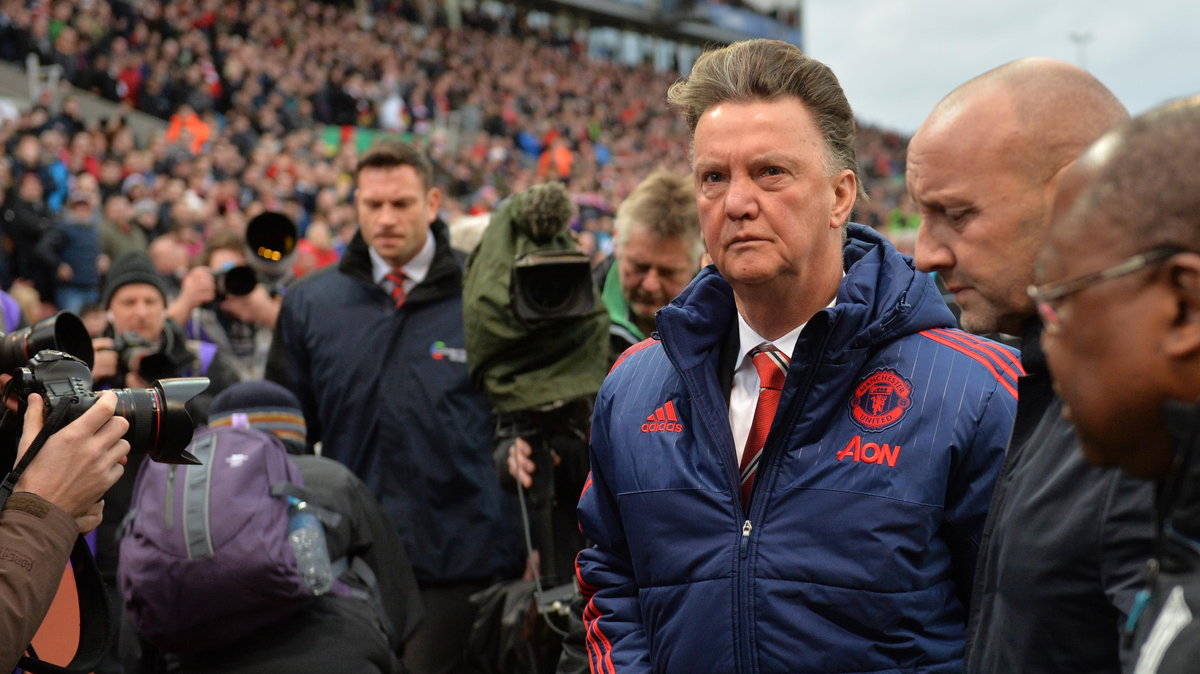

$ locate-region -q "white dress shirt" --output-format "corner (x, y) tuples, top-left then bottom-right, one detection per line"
(369, 233), (435, 296)
(729, 319), (802, 464)
(728, 290), (839, 462)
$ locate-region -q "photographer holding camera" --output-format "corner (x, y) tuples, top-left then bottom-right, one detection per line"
(167, 231), (281, 381)
(88, 251), (237, 671)
(0, 391), (130, 671)
(92, 252), (238, 404)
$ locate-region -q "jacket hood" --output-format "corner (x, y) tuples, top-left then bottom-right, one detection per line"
(658, 223), (955, 370)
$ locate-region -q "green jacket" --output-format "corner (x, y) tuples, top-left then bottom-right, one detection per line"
(464, 187), (609, 413)
(601, 260), (643, 349)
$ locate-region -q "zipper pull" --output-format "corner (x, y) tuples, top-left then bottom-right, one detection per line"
(165, 465), (178, 528)
(741, 520), (752, 558)
(1124, 558), (1160, 648)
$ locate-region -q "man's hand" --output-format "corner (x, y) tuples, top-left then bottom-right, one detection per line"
(168, 266), (216, 325)
(14, 392), (131, 533)
(507, 437), (537, 489)
(220, 285), (282, 329)
(91, 337), (119, 382)
(507, 437), (561, 490)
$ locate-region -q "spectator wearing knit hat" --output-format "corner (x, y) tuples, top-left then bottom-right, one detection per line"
(88, 252), (241, 673)
(92, 252), (238, 409)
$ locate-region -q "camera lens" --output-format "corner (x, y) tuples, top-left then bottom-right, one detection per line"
(0, 312), (94, 373)
(246, 211), (297, 269)
(221, 265), (257, 296)
(112, 378), (209, 464)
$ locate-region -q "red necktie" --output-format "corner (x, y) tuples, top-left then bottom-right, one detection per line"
(740, 346), (789, 507)
(386, 270), (407, 308)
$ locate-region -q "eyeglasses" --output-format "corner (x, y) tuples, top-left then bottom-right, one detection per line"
(1027, 245), (1184, 334)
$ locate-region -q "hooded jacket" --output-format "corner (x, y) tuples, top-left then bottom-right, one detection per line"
(274, 221), (522, 585)
(577, 224), (1019, 673)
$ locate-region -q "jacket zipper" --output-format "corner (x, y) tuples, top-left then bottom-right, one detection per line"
(734, 322), (833, 674)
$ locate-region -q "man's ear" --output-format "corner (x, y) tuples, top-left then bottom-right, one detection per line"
(426, 187), (442, 223)
(828, 169), (856, 230)
(1163, 252), (1200, 359)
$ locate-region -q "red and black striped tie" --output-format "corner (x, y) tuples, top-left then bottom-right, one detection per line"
(386, 270), (407, 308)
(739, 346), (789, 507)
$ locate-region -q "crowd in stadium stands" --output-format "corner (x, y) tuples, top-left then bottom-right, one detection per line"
(0, 0), (915, 321)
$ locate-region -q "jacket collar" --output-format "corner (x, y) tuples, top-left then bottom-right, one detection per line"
(657, 223), (955, 374)
(339, 219), (462, 305)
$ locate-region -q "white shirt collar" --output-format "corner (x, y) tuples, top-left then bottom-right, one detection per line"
(734, 316), (804, 373)
(733, 282), (840, 368)
(370, 233), (435, 289)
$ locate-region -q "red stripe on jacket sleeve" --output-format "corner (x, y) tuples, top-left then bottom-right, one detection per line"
(920, 330), (1019, 400)
(931, 328), (1025, 380)
(583, 596), (617, 674)
(609, 337), (658, 374)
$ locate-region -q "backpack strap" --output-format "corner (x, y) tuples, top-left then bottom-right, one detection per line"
(349, 556), (395, 642)
(182, 434), (218, 559)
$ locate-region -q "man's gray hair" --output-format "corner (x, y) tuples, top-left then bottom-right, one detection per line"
(614, 170), (704, 264)
(666, 39), (865, 203)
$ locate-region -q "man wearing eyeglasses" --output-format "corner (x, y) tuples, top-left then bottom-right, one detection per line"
(907, 58), (1157, 673)
(1034, 97), (1200, 673)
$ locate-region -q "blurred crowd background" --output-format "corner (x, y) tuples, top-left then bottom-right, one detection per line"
(0, 0), (917, 324)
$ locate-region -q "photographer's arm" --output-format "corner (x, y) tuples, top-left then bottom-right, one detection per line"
(0, 393), (131, 669)
(167, 266), (216, 327)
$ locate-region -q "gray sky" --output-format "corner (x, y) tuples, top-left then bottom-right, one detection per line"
(802, 0), (1200, 135)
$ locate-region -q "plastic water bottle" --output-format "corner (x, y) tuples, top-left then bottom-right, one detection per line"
(287, 496), (334, 594)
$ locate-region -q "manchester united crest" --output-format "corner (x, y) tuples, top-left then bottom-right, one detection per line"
(848, 368), (913, 432)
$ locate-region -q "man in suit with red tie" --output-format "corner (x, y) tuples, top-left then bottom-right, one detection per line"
(270, 139), (521, 674)
(575, 39), (1019, 673)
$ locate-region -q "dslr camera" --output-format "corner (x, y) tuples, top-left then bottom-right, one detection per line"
(211, 263), (258, 300)
(13, 350), (207, 464)
(0, 313), (208, 464)
(111, 331), (186, 383)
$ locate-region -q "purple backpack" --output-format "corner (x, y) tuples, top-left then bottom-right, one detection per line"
(118, 425), (326, 652)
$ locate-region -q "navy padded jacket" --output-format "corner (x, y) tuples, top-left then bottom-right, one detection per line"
(577, 224), (1019, 673)
(275, 222), (522, 585)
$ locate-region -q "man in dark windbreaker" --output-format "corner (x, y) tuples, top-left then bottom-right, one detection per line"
(270, 139), (521, 674)
(1035, 95), (1200, 674)
(908, 58), (1155, 673)
(575, 38), (1018, 673)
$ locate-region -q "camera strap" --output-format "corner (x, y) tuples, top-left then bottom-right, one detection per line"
(0, 402), (71, 511)
(0, 403), (116, 673)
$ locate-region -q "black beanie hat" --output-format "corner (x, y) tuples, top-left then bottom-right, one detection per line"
(208, 380), (307, 450)
(103, 252), (169, 308)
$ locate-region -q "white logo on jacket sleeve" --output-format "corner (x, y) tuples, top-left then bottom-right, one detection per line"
(1134, 585), (1193, 674)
